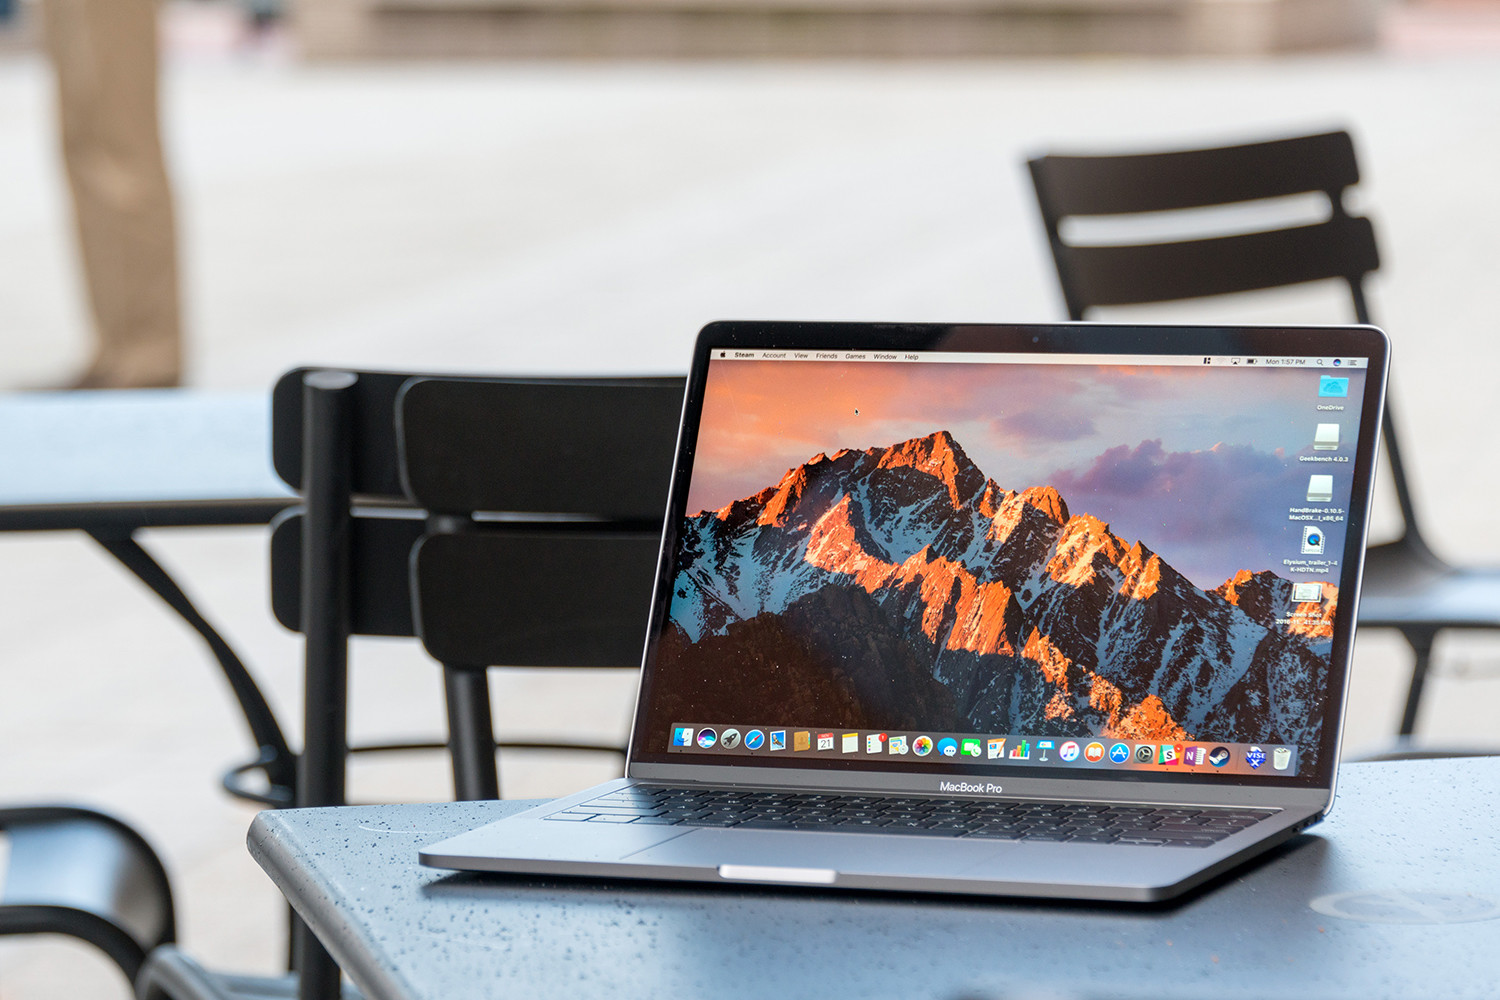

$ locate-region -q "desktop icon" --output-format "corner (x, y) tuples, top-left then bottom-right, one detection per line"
(1246, 746), (1267, 770)
(1008, 740), (1032, 760)
(696, 728), (717, 749)
(961, 738), (982, 758)
(743, 729), (765, 751)
(1302, 525), (1326, 555)
(1318, 375), (1349, 397)
(1036, 740), (1055, 762)
(913, 735), (934, 756)
(888, 735), (909, 755)
(867, 733), (887, 754)
(1084, 742), (1105, 763)
(1109, 743), (1131, 764)
(1158, 744), (1180, 766)
(1182, 746), (1207, 766)
(1058, 741), (1080, 762)
(1307, 475), (1334, 502)
(987, 738), (1005, 760)
(841, 733), (858, 753)
(792, 731), (810, 751)
(720, 728), (741, 749)
(1208, 746), (1231, 767)
(937, 738), (959, 757)
(672, 727), (694, 747)
(769, 730), (786, 751)
(1273, 747), (1292, 771)
(817, 733), (834, 751)
(1314, 423), (1340, 451)
(1291, 582), (1323, 603)
(1134, 745), (1154, 763)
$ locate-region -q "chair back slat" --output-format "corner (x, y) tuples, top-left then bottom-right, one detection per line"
(412, 530), (663, 668)
(272, 368), (427, 498)
(1028, 130), (1360, 218)
(269, 510), (421, 637)
(1058, 217), (1379, 309)
(397, 376), (684, 519)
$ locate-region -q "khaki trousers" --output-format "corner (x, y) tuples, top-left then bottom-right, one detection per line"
(43, 0), (182, 387)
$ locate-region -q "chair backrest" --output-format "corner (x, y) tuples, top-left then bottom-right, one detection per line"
(1027, 129), (1423, 549)
(397, 376), (683, 670)
(1027, 130), (1379, 321)
(269, 371), (683, 656)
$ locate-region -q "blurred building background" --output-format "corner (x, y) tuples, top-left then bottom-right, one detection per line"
(1, 0), (1499, 996)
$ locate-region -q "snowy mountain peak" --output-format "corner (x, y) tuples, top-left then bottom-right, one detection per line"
(872, 430), (985, 507)
(1018, 484), (1068, 525)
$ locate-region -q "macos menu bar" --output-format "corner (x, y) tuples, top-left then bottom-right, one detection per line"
(715, 349), (1369, 369)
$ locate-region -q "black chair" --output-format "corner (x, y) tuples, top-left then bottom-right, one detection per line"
(139, 368), (684, 1000)
(261, 369), (683, 804)
(0, 805), (174, 986)
(1028, 129), (1500, 739)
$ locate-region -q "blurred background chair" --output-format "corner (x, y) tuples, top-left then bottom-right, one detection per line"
(1027, 129), (1500, 743)
(139, 368), (683, 1000)
(0, 805), (174, 987)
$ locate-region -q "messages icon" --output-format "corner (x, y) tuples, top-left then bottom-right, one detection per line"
(1318, 375), (1349, 397)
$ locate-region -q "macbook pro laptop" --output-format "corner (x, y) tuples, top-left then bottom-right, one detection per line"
(422, 320), (1389, 902)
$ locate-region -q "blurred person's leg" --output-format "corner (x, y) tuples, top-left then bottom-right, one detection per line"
(43, 0), (182, 389)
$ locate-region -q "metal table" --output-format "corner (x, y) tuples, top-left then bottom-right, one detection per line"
(249, 756), (1500, 1000)
(0, 389), (297, 797)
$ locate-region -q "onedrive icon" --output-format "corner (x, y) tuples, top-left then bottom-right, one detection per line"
(1318, 375), (1349, 397)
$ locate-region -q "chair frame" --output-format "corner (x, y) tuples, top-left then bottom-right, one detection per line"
(263, 369), (681, 1000)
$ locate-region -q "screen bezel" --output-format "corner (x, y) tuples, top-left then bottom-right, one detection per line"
(627, 320), (1390, 796)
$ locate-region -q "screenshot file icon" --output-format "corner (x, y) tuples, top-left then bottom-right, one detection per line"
(1292, 582), (1324, 603)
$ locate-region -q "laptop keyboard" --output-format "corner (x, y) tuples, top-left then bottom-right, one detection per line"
(543, 786), (1278, 848)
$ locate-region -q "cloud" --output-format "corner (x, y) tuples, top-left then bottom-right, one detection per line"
(1050, 440), (1309, 589)
(997, 409), (1096, 443)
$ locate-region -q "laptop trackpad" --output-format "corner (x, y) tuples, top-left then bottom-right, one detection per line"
(626, 828), (1000, 878)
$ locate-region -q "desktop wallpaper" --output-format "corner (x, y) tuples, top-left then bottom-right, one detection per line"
(649, 359), (1366, 766)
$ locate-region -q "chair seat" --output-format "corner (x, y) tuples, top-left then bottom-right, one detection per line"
(1357, 540), (1500, 630)
(0, 805), (175, 984)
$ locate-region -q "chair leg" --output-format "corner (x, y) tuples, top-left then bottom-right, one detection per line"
(1397, 628), (1439, 737)
(296, 371), (357, 1000)
(444, 666), (500, 801)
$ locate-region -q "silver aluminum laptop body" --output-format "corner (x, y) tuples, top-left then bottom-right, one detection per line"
(422, 321), (1389, 902)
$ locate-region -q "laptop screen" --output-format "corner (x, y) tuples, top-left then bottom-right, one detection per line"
(632, 323), (1386, 790)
